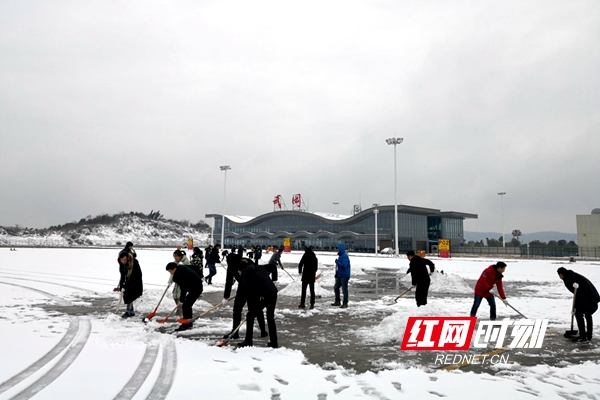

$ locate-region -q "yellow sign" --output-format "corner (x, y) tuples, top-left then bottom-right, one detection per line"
(187, 237), (193, 250)
(283, 238), (291, 247)
(439, 239), (450, 251)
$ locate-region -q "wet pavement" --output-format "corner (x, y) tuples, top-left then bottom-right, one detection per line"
(39, 269), (600, 375)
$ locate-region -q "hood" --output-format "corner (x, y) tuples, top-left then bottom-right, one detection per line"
(337, 244), (346, 254)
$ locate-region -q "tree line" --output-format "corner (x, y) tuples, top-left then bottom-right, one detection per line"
(465, 229), (577, 248)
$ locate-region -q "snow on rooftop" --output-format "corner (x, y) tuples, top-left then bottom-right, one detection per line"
(224, 211), (353, 223)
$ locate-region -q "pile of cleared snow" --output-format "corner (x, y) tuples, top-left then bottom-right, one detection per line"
(277, 280), (332, 297)
(399, 270), (473, 294)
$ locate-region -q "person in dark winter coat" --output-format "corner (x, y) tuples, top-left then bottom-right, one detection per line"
(265, 248), (284, 281)
(222, 253), (267, 339)
(255, 245), (263, 264)
(558, 267), (600, 342)
(166, 262), (203, 330)
(190, 247), (204, 279)
(298, 247), (318, 309)
(205, 244), (221, 285)
(406, 250), (435, 307)
(470, 262), (508, 320)
(237, 259), (279, 348)
(331, 244), (351, 308)
(114, 251), (143, 318)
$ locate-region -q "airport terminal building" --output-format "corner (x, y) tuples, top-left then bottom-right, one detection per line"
(206, 205), (477, 252)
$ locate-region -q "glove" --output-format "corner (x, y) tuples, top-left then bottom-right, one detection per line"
(113, 287), (120, 292)
(571, 310), (576, 316)
(502, 298), (508, 306)
(222, 298), (228, 306)
(573, 283), (579, 289)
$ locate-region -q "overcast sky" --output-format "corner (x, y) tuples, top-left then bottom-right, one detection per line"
(1, 1), (598, 234)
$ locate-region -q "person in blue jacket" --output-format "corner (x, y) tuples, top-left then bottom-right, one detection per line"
(331, 244), (351, 308)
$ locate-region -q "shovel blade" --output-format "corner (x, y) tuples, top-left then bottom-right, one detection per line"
(564, 330), (578, 338)
(146, 311), (156, 320)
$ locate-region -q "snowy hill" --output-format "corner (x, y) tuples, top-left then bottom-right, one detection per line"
(0, 212), (210, 247)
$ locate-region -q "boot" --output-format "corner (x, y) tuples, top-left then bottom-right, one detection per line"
(266, 342), (279, 348)
(331, 301), (341, 306)
(309, 304), (315, 309)
(261, 330), (269, 338)
(298, 304), (305, 309)
(237, 340), (253, 347)
(340, 303), (348, 309)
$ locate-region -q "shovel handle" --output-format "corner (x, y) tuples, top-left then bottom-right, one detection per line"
(394, 286), (414, 303)
(115, 290), (124, 314)
(216, 317), (247, 347)
(281, 265), (295, 281)
(200, 295), (237, 317)
(159, 304), (179, 324)
(493, 293), (527, 319)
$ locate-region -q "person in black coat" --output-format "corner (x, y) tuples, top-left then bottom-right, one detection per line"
(558, 267), (600, 342)
(237, 259), (279, 348)
(406, 250), (435, 307)
(114, 251), (143, 318)
(190, 247), (204, 279)
(222, 253), (267, 339)
(205, 244), (221, 284)
(166, 262), (203, 330)
(298, 247), (318, 309)
(255, 245), (262, 264)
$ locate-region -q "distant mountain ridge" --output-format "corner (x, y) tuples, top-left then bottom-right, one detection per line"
(0, 212), (210, 247)
(465, 231), (577, 244)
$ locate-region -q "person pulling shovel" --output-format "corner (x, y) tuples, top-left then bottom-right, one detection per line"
(558, 267), (600, 343)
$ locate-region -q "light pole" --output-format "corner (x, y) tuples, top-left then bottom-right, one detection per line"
(386, 137), (404, 256)
(498, 192), (506, 248)
(373, 208), (379, 255)
(220, 165), (231, 247)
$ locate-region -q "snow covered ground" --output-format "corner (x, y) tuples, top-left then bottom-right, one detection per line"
(0, 248), (599, 399)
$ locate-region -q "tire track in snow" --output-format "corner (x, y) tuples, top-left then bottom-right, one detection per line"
(0, 274), (93, 293)
(10, 317), (92, 400)
(146, 341), (177, 400)
(0, 318), (79, 395)
(0, 268), (166, 288)
(113, 343), (160, 400)
(0, 280), (71, 306)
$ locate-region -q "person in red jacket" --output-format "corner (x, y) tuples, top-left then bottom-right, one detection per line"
(470, 262), (508, 320)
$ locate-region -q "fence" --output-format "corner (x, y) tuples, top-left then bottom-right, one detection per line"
(453, 246), (599, 259)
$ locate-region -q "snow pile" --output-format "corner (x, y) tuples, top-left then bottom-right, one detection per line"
(400, 270), (473, 294)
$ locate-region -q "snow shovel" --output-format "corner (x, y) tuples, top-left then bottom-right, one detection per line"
(280, 265), (295, 281)
(199, 295), (237, 318)
(215, 317), (246, 347)
(115, 290), (124, 314)
(564, 288), (578, 338)
(494, 293), (527, 318)
(143, 282), (172, 322)
(393, 286), (414, 303)
(158, 303), (180, 324)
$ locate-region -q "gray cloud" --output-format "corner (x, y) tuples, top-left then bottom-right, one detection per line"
(1, 0), (598, 234)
